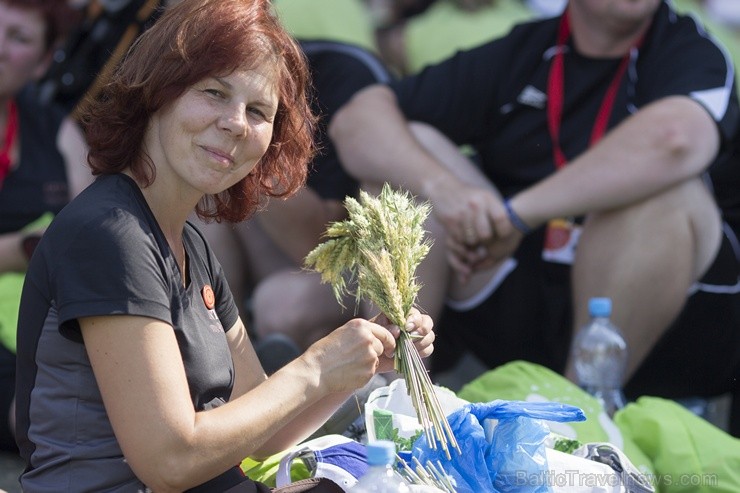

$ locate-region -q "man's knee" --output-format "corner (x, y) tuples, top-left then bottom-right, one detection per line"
(250, 274), (310, 338)
(582, 177), (721, 279)
(251, 272), (346, 343)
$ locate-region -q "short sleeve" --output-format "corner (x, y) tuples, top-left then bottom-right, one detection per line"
(636, 15), (739, 142)
(55, 208), (175, 338)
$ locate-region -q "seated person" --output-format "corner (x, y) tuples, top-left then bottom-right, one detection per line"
(14, 0), (434, 490)
(331, 0), (740, 435)
(0, 0), (88, 452)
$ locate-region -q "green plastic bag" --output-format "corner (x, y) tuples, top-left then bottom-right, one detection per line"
(457, 360), (655, 477)
(615, 396), (740, 493)
(241, 453), (310, 487)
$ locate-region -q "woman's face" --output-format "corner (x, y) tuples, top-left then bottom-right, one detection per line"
(145, 61), (280, 198)
(0, 2), (49, 100)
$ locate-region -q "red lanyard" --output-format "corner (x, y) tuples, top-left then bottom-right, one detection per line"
(0, 99), (19, 188)
(546, 12), (644, 170)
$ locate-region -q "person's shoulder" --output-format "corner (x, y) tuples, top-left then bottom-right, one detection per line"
(456, 14), (560, 62)
(653, 0), (717, 37)
(646, 1), (731, 59)
(62, 174), (140, 217)
(301, 39), (380, 63)
(302, 40), (392, 84)
(51, 175), (154, 249)
(443, 15), (558, 76)
(16, 84), (69, 131)
(506, 14), (559, 47)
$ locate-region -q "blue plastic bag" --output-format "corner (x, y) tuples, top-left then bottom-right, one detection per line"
(412, 400), (585, 493)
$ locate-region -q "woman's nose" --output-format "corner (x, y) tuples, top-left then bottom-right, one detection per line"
(218, 104), (248, 137)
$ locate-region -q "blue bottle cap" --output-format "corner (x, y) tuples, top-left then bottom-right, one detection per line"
(366, 440), (396, 466)
(588, 297), (612, 317)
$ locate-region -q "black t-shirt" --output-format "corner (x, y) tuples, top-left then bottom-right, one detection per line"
(0, 85), (69, 234)
(15, 174), (246, 491)
(390, 1), (740, 226)
(301, 40), (393, 200)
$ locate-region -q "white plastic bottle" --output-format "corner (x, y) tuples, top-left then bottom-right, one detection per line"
(350, 440), (410, 492)
(572, 297), (628, 417)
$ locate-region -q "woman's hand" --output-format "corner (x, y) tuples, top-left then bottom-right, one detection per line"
(302, 317), (396, 394)
(374, 308), (434, 374)
(302, 308), (434, 393)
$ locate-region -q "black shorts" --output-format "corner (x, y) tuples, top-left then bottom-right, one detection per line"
(435, 224), (740, 400)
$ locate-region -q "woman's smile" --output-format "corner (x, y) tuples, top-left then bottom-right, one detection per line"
(199, 144), (236, 168)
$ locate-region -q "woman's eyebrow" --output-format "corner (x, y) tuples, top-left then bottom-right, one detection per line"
(213, 76), (232, 89)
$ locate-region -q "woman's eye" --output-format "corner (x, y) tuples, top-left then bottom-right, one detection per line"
(248, 106), (266, 119)
(9, 31), (33, 44)
(204, 88), (224, 98)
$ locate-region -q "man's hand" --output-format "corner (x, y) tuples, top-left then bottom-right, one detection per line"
(425, 176), (506, 246)
(427, 182), (520, 282)
(446, 227), (524, 283)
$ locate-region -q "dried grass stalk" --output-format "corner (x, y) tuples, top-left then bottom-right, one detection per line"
(304, 183), (460, 458)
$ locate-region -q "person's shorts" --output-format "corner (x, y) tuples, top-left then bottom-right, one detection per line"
(435, 223), (740, 400)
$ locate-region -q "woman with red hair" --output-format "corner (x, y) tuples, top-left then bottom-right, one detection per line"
(14, 0), (434, 491)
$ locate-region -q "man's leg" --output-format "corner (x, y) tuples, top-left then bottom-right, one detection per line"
(251, 270), (350, 350)
(567, 177), (722, 382)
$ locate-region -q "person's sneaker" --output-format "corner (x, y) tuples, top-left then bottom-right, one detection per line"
(254, 333), (301, 375)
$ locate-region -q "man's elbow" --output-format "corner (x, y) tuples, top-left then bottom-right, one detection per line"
(652, 97), (721, 174)
(329, 84), (394, 142)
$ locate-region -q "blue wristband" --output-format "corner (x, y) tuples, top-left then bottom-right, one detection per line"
(504, 199), (532, 234)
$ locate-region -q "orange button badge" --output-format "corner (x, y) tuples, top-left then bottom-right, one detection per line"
(201, 285), (216, 310)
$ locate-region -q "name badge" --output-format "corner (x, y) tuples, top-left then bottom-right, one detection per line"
(542, 218), (582, 265)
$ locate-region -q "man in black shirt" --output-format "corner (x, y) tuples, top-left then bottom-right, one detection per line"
(331, 0), (740, 435)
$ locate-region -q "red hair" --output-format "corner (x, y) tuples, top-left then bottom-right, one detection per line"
(2, 0), (81, 50)
(79, 0), (316, 222)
